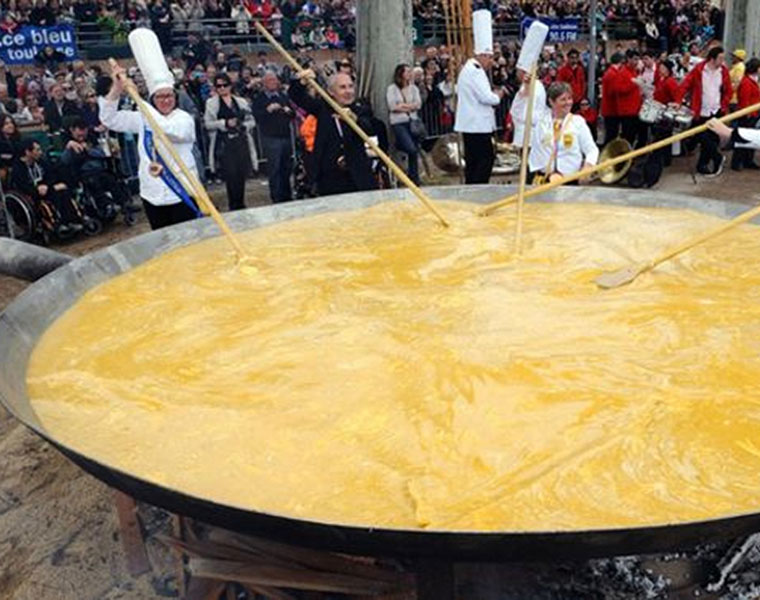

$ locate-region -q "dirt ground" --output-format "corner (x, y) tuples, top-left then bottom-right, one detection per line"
(0, 181), (271, 600)
(2, 162), (760, 599)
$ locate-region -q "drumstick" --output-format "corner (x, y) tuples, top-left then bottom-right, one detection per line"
(478, 100), (760, 216)
(252, 21), (449, 228)
(109, 59), (250, 263)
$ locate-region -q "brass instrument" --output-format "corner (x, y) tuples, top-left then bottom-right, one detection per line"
(532, 138), (633, 187)
(596, 137), (633, 184)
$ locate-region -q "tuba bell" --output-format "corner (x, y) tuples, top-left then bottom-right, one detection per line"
(596, 137), (633, 184)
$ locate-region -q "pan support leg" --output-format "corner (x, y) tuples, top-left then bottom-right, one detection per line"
(416, 559), (455, 600)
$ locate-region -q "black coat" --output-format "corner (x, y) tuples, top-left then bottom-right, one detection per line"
(43, 99), (81, 133)
(250, 91), (293, 139)
(0, 134), (20, 169)
(10, 158), (55, 199)
(289, 79), (376, 196)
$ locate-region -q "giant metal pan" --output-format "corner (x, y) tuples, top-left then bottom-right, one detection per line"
(2, 185), (760, 561)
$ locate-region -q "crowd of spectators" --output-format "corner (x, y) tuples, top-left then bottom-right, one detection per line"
(0, 0), (739, 236)
(0, 0), (356, 52)
(0, 0), (724, 57)
(415, 1), (725, 54)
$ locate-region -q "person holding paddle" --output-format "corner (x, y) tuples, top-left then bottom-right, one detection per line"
(100, 61), (200, 230)
(528, 81), (599, 185)
(707, 118), (760, 151)
(288, 68), (376, 197)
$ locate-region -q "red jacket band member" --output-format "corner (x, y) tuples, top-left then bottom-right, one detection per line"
(677, 46), (732, 118)
(737, 58), (760, 118)
(557, 48), (586, 106)
(676, 46), (731, 177)
(653, 60), (679, 105)
(731, 57), (760, 170)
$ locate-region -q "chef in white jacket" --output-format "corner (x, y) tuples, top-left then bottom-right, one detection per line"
(509, 68), (547, 149)
(528, 81), (599, 184)
(454, 9), (505, 184)
(99, 30), (201, 230)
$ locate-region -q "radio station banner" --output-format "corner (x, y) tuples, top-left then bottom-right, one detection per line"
(0, 25), (78, 65)
(520, 17), (580, 43)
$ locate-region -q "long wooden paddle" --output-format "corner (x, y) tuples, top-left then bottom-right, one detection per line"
(252, 21), (449, 228)
(514, 65), (537, 254)
(109, 59), (251, 263)
(478, 100), (760, 216)
(594, 202), (760, 289)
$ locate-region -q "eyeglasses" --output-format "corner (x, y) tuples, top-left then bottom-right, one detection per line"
(215, 83), (230, 89)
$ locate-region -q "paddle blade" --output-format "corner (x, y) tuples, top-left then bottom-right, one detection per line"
(594, 264), (644, 289)
(237, 255), (260, 276)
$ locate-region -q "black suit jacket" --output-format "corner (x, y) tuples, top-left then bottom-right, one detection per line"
(289, 79), (376, 196)
(43, 99), (81, 133)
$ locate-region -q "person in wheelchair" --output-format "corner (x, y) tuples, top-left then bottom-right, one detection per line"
(59, 118), (132, 221)
(10, 138), (83, 236)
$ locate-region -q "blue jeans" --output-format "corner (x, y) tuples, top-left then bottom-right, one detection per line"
(392, 122), (420, 184)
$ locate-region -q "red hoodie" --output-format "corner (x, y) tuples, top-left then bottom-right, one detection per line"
(557, 63), (586, 104)
(737, 74), (760, 118)
(578, 105), (598, 128)
(616, 63), (643, 116)
(654, 75), (679, 105)
(601, 65), (619, 117)
(677, 61), (732, 117)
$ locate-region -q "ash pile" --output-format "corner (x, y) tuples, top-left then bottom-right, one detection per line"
(457, 533), (760, 599)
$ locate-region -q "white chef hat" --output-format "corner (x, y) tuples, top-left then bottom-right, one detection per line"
(128, 28), (175, 96)
(472, 9), (493, 55)
(516, 20), (549, 72)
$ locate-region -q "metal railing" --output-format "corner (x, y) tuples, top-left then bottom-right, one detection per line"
(74, 15), (356, 54)
(68, 11), (722, 55)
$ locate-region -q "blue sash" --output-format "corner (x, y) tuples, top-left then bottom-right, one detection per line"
(143, 127), (201, 217)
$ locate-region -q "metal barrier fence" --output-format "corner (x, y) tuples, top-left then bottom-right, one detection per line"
(74, 14), (606, 54)
(415, 87), (512, 145)
(72, 13), (715, 56)
(74, 15), (356, 54)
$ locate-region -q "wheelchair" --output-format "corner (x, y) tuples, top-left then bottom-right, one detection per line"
(75, 168), (138, 228)
(0, 165), (102, 245)
(1, 185), (40, 242)
(51, 142), (139, 229)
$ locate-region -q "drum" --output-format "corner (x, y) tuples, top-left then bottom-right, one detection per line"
(639, 99), (665, 124)
(661, 105), (693, 131)
(673, 107), (693, 131)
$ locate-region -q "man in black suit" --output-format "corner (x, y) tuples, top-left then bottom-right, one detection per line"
(43, 82), (80, 133)
(288, 69), (376, 196)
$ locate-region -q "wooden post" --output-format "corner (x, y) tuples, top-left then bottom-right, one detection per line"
(113, 490), (151, 577)
(416, 560), (455, 600)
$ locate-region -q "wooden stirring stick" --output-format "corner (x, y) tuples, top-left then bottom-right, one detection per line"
(595, 202), (760, 289)
(252, 21), (449, 229)
(478, 100), (760, 217)
(514, 65), (537, 254)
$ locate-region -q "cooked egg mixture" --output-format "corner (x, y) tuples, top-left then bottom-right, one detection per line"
(27, 201), (760, 532)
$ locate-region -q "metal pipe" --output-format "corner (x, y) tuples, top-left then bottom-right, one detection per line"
(0, 238), (71, 281)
